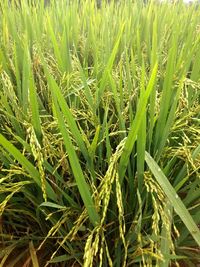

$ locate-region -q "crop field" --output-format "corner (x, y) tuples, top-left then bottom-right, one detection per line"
(0, 0), (200, 266)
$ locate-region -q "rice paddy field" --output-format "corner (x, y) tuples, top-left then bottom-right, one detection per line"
(0, 0), (200, 266)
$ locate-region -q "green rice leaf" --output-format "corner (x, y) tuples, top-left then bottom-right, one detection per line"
(119, 63), (158, 182)
(145, 151), (200, 246)
(0, 134), (57, 201)
(51, 90), (100, 226)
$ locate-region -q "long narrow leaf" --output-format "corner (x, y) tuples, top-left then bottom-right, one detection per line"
(145, 151), (200, 246)
(119, 63), (158, 182)
(51, 92), (100, 226)
(0, 134), (56, 201)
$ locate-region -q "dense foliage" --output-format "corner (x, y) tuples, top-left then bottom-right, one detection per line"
(0, 0), (200, 266)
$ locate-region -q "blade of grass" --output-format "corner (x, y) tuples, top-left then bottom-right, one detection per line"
(45, 72), (92, 169)
(29, 241), (39, 267)
(137, 60), (146, 192)
(119, 63), (158, 183)
(29, 62), (42, 143)
(0, 134), (57, 201)
(96, 22), (125, 108)
(145, 151), (200, 246)
(51, 90), (100, 226)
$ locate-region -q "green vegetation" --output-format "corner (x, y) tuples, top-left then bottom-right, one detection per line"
(0, 0), (200, 266)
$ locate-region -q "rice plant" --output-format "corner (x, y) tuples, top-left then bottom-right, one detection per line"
(0, 0), (200, 266)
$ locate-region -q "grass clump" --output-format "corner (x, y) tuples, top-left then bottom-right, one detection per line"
(0, 0), (200, 266)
